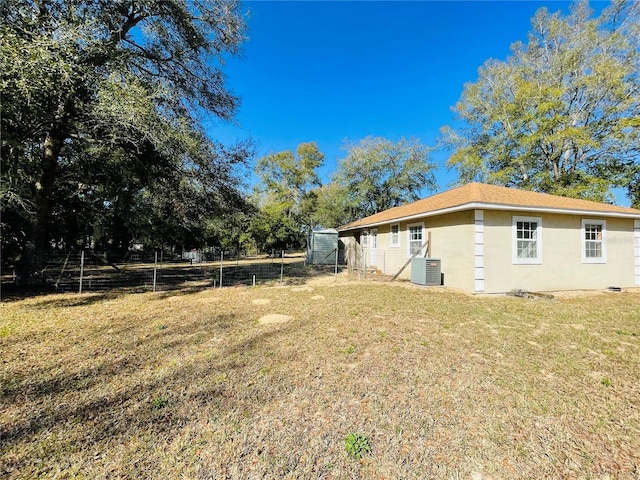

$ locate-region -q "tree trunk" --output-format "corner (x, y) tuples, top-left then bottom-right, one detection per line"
(108, 190), (134, 262)
(17, 127), (64, 280)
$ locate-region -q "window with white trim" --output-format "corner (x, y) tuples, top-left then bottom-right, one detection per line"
(390, 224), (400, 247)
(361, 230), (368, 248)
(407, 223), (424, 257)
(512, 216), (542, 264)
(582, 219), (606, 263)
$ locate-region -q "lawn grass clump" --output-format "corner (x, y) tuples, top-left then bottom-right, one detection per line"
(151, 395), (169, 409)
(1, 283), (639, 479)
(345, 432), (371, 459)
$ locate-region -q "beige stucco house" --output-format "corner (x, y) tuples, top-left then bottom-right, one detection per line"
(337, 183), (640, 294)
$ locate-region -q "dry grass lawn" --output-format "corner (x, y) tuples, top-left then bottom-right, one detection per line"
(1, 280), (639, 479)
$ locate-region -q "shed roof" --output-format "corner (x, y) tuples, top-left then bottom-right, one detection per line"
(338, 183), (640, 231)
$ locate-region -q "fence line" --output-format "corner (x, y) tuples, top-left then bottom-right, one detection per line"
(3, 245), (432, 293)
(5, 248), (347, 293)
(345, 244), (435, 282)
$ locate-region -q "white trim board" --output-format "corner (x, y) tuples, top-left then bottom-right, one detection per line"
(339, 202), (640, 231)
(474, 210), (485, 292)
(635, 220), (640, 285)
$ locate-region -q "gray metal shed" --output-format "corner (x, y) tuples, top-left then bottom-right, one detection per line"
(307, 228), (340, 265)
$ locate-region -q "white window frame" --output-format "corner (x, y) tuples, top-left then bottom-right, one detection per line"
(582, 219), (606, 264)
(361, 229), (368, 248)
(407, 222), (425, 258)
(390, 224), (400, 247)
(512, 216), (542, 265)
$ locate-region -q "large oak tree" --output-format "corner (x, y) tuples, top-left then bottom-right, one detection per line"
(442, 0), (640, 204)
(1, 0), (251, 276)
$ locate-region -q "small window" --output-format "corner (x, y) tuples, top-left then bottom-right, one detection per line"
(390, 224), (400, 247)
(582, 219), (606, 263)
(407, 223), (424, 257)
(361, 230), (368, 248)
(512, 216), (542, 264)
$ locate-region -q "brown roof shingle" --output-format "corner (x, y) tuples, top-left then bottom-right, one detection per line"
(339, 183), (640, 230)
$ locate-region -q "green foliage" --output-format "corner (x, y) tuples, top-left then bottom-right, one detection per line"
(1, 0), (252, 272)
(151, 396), (169, 410)
(601, 378), (612, 387)
(255, 142), (323, 208)
(442, 0), (640, 203)
(334, 136), (437, 221)
(345, 433), (371, 459)
(249, 136), (437, 241)
(246, 193), (306, 252)
(312, 182), (352, 228)
(0, 324), (16, 338)
(251, 142), (325, 251)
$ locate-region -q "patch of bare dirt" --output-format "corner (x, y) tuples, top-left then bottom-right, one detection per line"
(257, 314), (293, 325)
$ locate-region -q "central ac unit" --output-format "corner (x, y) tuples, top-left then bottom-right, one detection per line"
(411, 258), (442, 286)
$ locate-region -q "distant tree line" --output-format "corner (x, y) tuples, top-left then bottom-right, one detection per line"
(246, 138), (436, 252)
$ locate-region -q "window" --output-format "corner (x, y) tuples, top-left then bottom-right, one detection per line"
(390, 224), (400, 247)
(582, 219), (606, 263)
(361, 230), (368, 248)
(512, 216), (542, 264)
(407, 223), (424, 257)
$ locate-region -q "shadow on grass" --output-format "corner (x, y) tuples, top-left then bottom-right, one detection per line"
(15, 292), (128, 309)
(0, 312), (293, 460)
(153, 284), (214, 300)
(1, 312), (239, 391)
(1, 283), (58, 302)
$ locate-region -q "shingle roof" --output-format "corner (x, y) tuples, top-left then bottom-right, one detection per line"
(338, 183), (640, 231)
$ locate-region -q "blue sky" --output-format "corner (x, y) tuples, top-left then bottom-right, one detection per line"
(210, 0), (595, 195)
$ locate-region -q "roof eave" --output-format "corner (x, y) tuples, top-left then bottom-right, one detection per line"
(337, 202), (640, 231)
